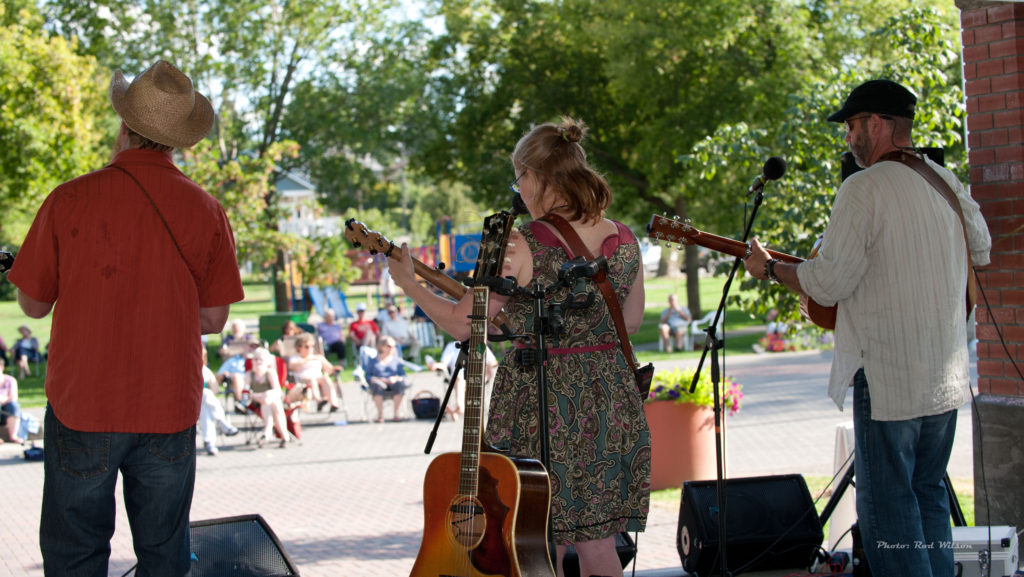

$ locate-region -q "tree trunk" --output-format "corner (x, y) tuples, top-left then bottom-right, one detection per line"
(273, 250), (292, 313)
(672, 196), (702, 317)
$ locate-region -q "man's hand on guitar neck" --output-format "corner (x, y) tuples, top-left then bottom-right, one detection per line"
(743, 238), (806, 296)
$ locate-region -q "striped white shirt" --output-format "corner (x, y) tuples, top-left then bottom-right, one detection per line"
(797, 157), (991, 420)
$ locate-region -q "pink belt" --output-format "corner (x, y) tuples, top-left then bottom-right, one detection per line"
(513, 342), (616, 355)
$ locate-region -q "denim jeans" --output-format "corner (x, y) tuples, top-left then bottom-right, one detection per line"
(40, 405), (196, 577)
(853, 370), (956, 577)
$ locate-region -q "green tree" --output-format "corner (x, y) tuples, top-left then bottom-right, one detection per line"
(414, 0), (819, 314)
(701, 6), (967, 327)
(0, 2), (108, 245)
(43, 0), (386, 307)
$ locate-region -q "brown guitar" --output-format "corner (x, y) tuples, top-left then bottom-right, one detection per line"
(410, 212), (554, 577)
(646, 214), (838, 330)
(343, 218), (511, 331)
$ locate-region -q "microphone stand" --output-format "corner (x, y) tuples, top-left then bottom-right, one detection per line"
(688, 179), (769, 577)
(423, 343), (466, 455)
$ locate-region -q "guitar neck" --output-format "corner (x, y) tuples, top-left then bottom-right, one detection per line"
(647, 215), (805, 264)
(343, 217), (510, 330)
(411, 259), (469, 300)
(459, 287), (489, 496)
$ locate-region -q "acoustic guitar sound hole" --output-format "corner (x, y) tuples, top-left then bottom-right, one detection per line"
(447, 496), (487, 549)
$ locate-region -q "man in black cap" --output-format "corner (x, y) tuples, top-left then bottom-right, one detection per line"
(744, 79), (991, 576)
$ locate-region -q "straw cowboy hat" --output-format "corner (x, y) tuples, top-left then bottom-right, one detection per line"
(109, 60), (214, 148)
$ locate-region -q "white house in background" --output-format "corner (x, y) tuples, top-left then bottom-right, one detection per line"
(275, 170), (342, 237)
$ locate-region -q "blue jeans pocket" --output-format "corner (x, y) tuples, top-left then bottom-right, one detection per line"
(57, 423), (110, 479)
(148, 427), (195, 462)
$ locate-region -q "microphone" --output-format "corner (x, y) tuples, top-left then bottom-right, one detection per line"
(746, 156), (787, 196)
(511, 193), (528, 216)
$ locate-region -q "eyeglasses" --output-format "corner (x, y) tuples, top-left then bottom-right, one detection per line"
(509, 171), (525, 194)
(844, 114), (872, 133)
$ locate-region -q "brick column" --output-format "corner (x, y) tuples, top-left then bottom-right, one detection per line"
(958, 0), (1024, 544)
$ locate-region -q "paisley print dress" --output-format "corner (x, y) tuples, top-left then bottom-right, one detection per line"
(484, 219), (651, 544)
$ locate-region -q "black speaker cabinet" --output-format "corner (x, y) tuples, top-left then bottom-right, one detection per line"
(562, 531), (636, 577)
(677, 474), (823, 576)
(189, 514), (300, 576)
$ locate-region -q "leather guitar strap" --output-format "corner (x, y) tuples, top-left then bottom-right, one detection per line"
(880, 150), (977, 312)
(540, 214), (641, 369)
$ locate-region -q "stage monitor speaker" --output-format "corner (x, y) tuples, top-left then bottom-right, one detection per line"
(562, 531), (636, 577)
(677, 474), (823, 577)
(189, 514), (300, 577)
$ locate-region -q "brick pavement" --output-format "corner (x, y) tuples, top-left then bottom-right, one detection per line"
(0, 350), (976, 576)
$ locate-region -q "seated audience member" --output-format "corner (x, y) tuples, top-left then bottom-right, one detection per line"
(426, 340), (497, 422)
(247, 348), (289, 449)
(12, 325), (43, 379)
(288, 333), (341, 413)
(218, 319), (259, 408)
(315, 309), (347, 364)
(379, 266), (397, 306)
(0, 334), (8, 366)
(348, 303), (379, 350)
(199, 347), (238, 456)
(380, 304), (419, 360)
(269, 319), (305, 356)
(658, 294), (692, 353)
(366, 336), (408, 423)
(0, 358), (24, 444)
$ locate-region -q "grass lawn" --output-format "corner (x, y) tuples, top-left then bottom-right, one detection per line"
(0, 273), (768, 408)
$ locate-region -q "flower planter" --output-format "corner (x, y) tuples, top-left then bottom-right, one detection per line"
(644, 400), (717, 491)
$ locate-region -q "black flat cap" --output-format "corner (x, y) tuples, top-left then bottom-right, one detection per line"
(827, 79), (917, 123)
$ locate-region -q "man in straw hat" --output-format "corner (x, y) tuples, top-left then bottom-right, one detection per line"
(744, 79), (991, 577)
(9, 60), (244, 577)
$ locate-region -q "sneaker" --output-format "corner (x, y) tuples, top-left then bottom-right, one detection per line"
(204, 442), (218, 456)
(234, 401), (248, 415)
(219, 423), (239, 437)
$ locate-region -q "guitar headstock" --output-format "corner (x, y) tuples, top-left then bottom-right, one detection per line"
(344, 219), (396, 258)
(645, 215), (698, 248)
(472, 211), (516, 282)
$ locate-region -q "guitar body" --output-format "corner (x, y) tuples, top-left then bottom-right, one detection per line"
(410, 451), (553, 577)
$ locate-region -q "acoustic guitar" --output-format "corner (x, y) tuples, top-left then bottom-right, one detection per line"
(410, 212), (554, 577)
(343, 218), (511, 331)
(645, 215), (838, 330)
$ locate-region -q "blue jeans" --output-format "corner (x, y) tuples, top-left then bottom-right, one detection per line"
(40, 405), (196, 577)
(853, 370), (956, 577)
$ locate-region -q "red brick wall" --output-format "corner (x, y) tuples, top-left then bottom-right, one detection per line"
(961, 2), (1024, 397)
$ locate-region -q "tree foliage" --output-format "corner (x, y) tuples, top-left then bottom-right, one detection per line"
(0, 1), (108, 244)
(6, 0), (966, 321)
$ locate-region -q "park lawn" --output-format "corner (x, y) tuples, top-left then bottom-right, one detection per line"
(1, 273), (770, 408)
(634, 274), (764, 363)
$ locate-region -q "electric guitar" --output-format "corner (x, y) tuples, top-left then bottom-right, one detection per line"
(410, 213), (554, 577)
(343, 219), (511, 332)
(646, 215), (838, 330)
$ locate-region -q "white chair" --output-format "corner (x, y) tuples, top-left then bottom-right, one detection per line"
(409, 321), (444, 362)
(689, 311), (722, 345)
